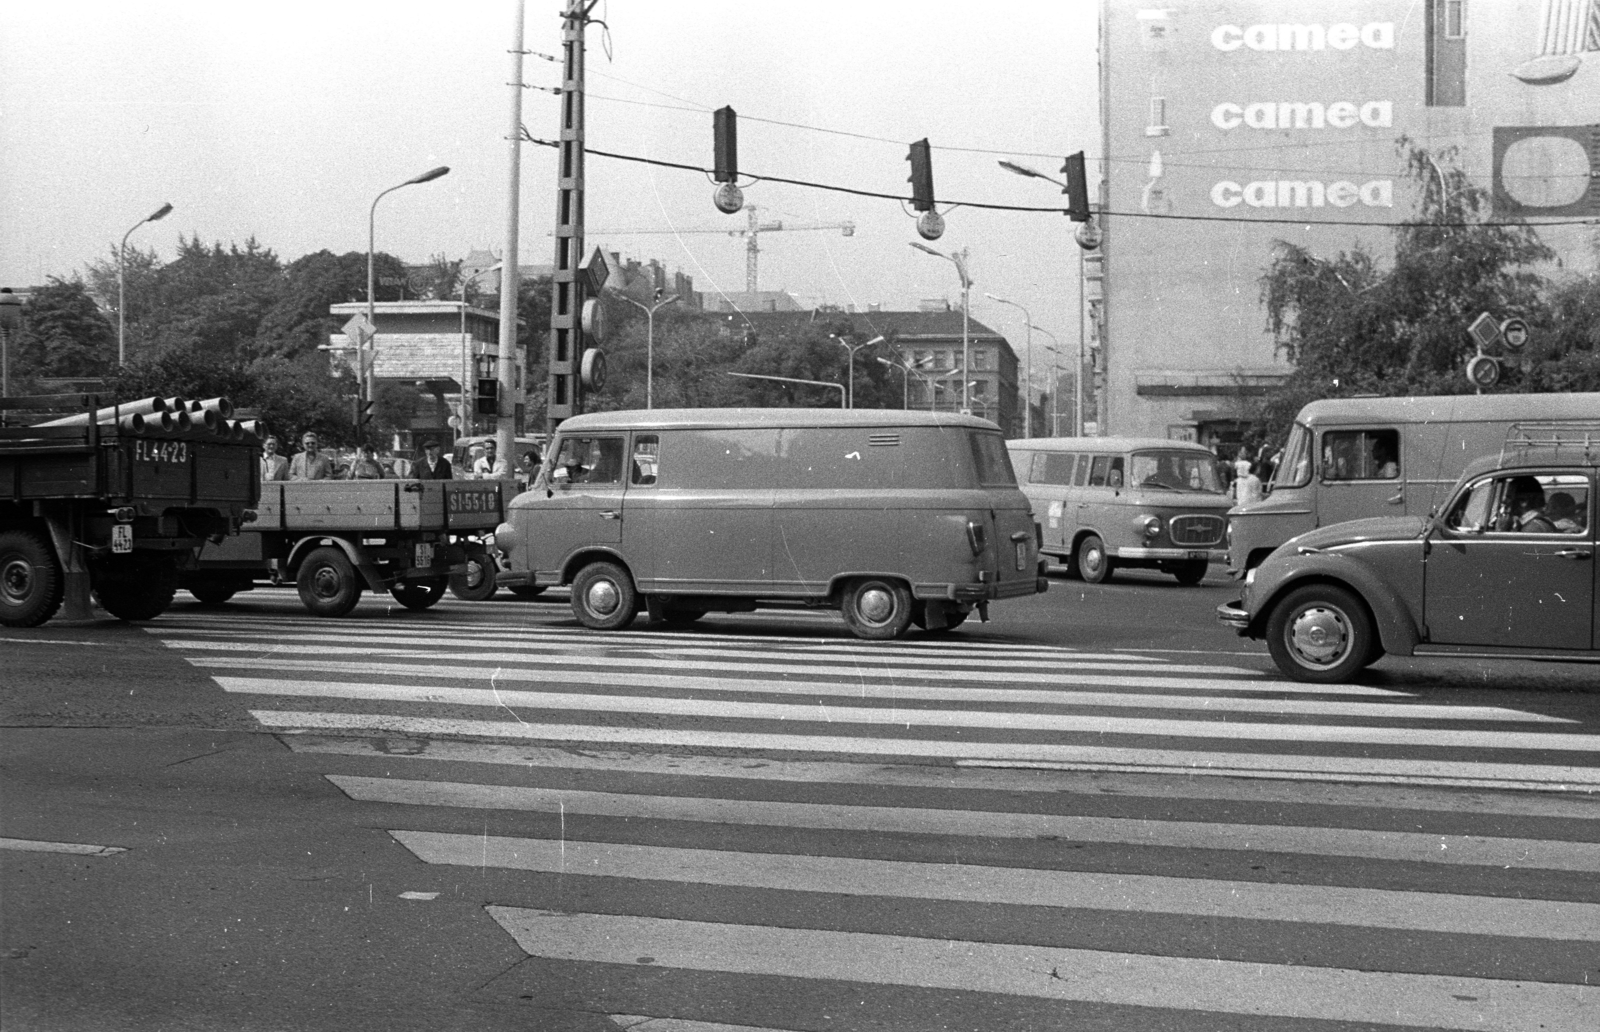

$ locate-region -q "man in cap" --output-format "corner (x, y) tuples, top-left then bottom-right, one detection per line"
(412, 437), (454, 481)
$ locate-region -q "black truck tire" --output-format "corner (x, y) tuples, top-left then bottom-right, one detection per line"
(390, 578), (447, 611)
(0, 528), (65, 628)
(93, 559), (180, 622)
(296, 546), (363, 618)
(449, 547), (498, 601)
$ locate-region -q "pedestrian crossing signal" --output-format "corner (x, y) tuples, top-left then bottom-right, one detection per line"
(476, 379), (500, 416)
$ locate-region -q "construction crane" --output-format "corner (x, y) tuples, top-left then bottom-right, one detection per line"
(586, 206), (855, 294)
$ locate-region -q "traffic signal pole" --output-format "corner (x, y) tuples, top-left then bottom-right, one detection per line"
(546, 0), (599, 433)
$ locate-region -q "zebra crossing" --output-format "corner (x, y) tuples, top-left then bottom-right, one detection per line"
(148, 596), (1600, 1031)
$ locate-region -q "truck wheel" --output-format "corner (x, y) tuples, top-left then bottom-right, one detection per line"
(189, 582), (238, 605)
(840, 577), (913, 640)
(1172, 560), (1208, 587)
(296, 546), (363, 618)
(449, 548), (498, 601)
(390, 578), (446, 611)
(508, 585), (547, 600)
(571, 561), (638, 630)
(1265, 584), (1375, 684)
(0, 529), (64, 628)
(93, 561), (179, 622)
(1076, 534), (1114, 584)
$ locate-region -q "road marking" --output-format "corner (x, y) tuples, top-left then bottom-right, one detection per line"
(0, 837), (127, 856)
(611, 1017), (793, 1032)
(255, 711), (1600, 788)
(218, 677), (1600, 751)
(397, 830), (1597, 939)
(185, 655), (1564, 719)
(286, 738), (1600, 816)
(485, 908), (1596, 1031)
(332, 775), (1600, 871)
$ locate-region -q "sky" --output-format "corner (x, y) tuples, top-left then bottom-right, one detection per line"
(0, 0), (1100, 378)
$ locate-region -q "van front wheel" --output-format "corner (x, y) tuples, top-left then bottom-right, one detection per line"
(1077, 535), (1114, 584)
(841, 578), (913, 640)
(571, 561), (638, 631)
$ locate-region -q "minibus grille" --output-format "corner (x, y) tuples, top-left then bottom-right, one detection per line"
(1170, 514), (1225, 546)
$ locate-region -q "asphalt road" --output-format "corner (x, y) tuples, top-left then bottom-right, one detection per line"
(2, 573), (1597, 1032)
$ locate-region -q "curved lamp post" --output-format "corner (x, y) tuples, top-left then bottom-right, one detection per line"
(984, 291), (1033, 438)
(1029, 323), (1072, 435)
(909, 242), (972, 413)
(118, 202), (173, 366)
(613, 289), (680, 408)
(367, 166), (450, 404)
(829, 333), (884, 409)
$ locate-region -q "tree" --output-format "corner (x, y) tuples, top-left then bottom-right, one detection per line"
(1256, 139), (1558, 443)
(9, 277), (115, 379)
(255, 250), (375, 360)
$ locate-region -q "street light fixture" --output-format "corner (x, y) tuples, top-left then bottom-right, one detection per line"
(367, 165), (450, 408)
(909, 242), (972, 413)
(829, 333), (884, 409)
(984, 291), (1033, 438)
(612, 289), (680, 408)
(118, 202), (173, 366)
(876, 353), (936, 410)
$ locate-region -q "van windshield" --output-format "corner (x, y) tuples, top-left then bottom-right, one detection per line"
(1130, 451), (1223, 493)
(1271, 423), (1313, 490)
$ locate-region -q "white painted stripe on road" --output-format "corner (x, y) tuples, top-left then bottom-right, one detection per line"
(287, 737), (1600, 816)
(486, 908), (1597, 1030)
(333, 776), (1600, 871)
(958, 759), (1600, 794)
(611, 1017), (788, 1032)
(0, 837), (127, 856)
(254, 711), (1600, 787)
(218, 677), (1600, 751)
(399, 832), (1599, 940)
(186, 656), (1553, 720)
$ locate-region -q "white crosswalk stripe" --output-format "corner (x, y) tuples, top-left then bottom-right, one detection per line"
(148, 600), (1600, 1030)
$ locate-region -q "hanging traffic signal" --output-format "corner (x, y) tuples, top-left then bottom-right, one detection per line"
(713, 106), (738, 182)
(1062, 151), (1090, 222)
(476, 379), (500, 416)
(907, 139), (935, 212)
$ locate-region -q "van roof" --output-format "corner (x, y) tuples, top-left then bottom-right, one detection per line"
(1009, 436), (1216, 454)
(554, 408), (1001, 433)
(1296, 392), (1600, 426)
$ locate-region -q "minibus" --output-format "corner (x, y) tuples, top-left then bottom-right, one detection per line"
(1008, 437), (1231, 585)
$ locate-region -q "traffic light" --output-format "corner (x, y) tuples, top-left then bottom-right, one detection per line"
(907, 139), (935, 212)
(713, 106), (738, 183)
(476, 378), (500, 416)
(353, 397), (374, 431)
(1062, 151), (1090, 222)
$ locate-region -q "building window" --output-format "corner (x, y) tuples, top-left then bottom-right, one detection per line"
(1146, 97), (1169, 137)
(1427, 0), (1467, 106)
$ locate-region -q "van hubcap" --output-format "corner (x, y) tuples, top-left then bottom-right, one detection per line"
(586, 579), (620, 615)
(1289, 605), (1350, 666)
(858, 586), (894, 623)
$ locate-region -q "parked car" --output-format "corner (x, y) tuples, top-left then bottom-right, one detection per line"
(1007, 436), (1230, 585)
(1218, 433), (1597, 683)
(493, 408), (1048, 638)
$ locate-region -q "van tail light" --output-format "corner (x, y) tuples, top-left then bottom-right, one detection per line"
(966, 520), (988, 556)
(1035, 521), (1043, 549)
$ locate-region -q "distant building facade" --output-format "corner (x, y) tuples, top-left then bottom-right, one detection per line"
(1099, 0), (1599, 452)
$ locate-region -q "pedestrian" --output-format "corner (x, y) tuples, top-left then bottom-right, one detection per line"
(346, 443), (385, 480)
(412, 437), (453, 480)
(470, 438), (510, 480)
(289, 431), (335, 481)
(1232, 458), (1262, 505)
(517, 449), (541, 490)
(260, 435), (290, 481)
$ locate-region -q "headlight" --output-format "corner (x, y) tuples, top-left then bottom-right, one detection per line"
(1141, 515), (1161, 539)
(1225, 521), (1233, 548)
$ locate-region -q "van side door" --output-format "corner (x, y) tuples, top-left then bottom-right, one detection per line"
(533, 434), (628, 580)
(1316, 427), (1403, 527)
(1028, 451), (1077, 555)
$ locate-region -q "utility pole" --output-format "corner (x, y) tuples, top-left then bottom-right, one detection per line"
(546, 0), (600, 433)
(497, 0), (526, 464)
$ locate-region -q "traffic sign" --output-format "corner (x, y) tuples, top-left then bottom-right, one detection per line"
(342, 314), (375, 348)
(1499, 317), (1530, 350)
(1466, 312), (1500, 349)
(1466, 354), (1501, 388)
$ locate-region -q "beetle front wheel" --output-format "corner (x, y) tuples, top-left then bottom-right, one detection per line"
(1265, 584), (1375, 684)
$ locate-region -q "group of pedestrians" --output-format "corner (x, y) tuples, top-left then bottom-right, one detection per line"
(260, 433), (522, 483)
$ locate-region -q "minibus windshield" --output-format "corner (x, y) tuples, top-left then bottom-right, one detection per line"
(1130, 450), (1224, 493)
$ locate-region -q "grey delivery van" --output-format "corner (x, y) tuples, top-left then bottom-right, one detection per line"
(1228, 392), (1600, 576)
(492, 408), (1048, 639)
(1008, 437), (1231, 585)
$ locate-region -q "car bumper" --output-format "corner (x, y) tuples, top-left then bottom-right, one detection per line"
(1118, 547), (1225, 562)
(1216, 599), (1252, 633)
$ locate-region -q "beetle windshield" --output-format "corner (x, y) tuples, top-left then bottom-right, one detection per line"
(1130, 450), (1223, 493)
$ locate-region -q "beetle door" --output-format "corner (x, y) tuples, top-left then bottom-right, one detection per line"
(1424, 471), (1594, 649)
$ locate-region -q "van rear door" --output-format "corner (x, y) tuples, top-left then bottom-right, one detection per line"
(971, 431), (1040, 594)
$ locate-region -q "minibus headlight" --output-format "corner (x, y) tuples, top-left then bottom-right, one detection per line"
(1141, 515), (1162, 539)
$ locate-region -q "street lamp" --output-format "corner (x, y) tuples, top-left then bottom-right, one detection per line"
(118, 202), (173, 366)
(1029, 323), (1073, 435)
(726, 371), (846, 409)
(984, 292), (1033, 438)
(876, 355), (937, 411)
(909, 242), (972, 413)
(458, 263), (503, 436)
(612, 289), (680, 408)
(367, 165), (450, 406)
(829, 333), (884, 409)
